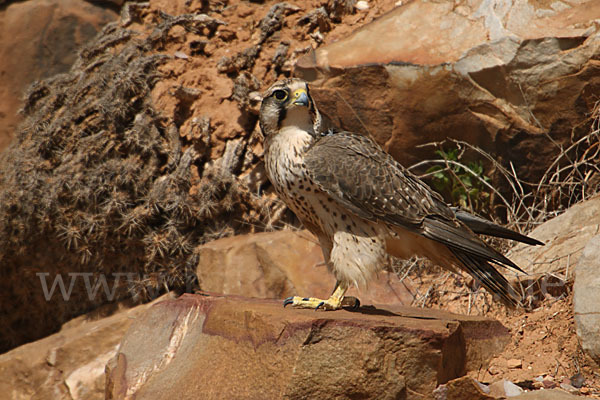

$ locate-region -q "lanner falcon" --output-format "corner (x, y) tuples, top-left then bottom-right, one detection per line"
(259, 78), (542, 310)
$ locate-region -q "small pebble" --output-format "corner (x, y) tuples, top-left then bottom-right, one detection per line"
(507, 358), (522, 369)
(355, 1), (369, 11)
(570, 372), (585, 388)
(489, 380), (523, 398)
(487, 366), (499, 375)
(503, 380), (523, 397)
(543, 380), (557, 389)
(476, 381), (490, 394)
(174, 51), (189, 60)
(560, 382), (579, 394)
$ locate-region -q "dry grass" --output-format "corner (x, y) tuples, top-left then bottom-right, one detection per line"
(397, 103), (600, 313)
(409, 106), (600, 235)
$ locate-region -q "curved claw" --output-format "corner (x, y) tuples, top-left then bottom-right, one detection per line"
(341, 295), (360, 310)
(315, 301), (325, 310)
(283, 296), (294, 307)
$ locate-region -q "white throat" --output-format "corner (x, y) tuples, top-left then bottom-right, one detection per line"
(280, 107), (314, 135)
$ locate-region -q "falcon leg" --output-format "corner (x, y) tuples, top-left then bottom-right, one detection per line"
(283, 282), (353, 310)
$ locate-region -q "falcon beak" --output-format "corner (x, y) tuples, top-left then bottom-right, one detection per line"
(292, 89), (309, 107)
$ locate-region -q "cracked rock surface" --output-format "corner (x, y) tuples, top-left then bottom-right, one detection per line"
(105, 293), (510, 400)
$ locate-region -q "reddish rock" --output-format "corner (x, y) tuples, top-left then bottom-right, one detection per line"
(507, 358), (523, 369)
(433, 376), (495, 400)
(0, 0), (117, 151)
(0, 299), (155, 400)
(295, 0), (600, 184)
(106, 293), (510, 399)
(196, 229), (414, 305)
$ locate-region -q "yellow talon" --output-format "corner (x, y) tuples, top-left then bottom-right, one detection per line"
(283, 284), (348, 310)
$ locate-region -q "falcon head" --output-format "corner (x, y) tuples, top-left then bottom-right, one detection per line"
(259, 78), (322, 139)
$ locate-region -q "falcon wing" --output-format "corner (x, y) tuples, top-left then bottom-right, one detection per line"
(304, 131), (523, 272)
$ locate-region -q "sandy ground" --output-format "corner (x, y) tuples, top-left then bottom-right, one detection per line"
(403, 266), (600, 397)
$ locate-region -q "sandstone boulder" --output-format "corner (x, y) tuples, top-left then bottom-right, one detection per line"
(507, 195), (600, 278)
(295, 0), (600, 184)
(0, 299), (155, 400)
(106, 293), (510, 399)
(0, 0), (117, 151)
(196, 229), (414, 305)
(573, 235), (600, 366)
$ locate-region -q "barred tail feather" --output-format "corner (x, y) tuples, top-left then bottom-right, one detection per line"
(449, 248), (523, 307)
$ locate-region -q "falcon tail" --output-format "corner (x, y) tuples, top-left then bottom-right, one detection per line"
(452, 208), (543, 246)
(448, 248), (523, 307)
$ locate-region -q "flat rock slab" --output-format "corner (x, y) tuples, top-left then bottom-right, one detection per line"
(0, 299), (154, 400)
(106, 294), (510, 400)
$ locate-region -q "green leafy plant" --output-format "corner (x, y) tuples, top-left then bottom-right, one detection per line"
(426, 147), (491, 212)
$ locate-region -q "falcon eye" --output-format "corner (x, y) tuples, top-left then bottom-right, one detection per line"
(273, 90), (288, 101)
